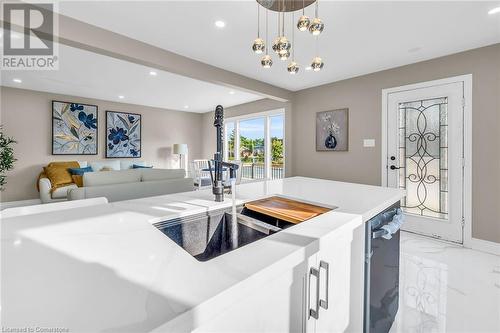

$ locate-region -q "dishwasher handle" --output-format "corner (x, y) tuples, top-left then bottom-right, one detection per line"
(372, 229), (388, 239)
(372, 208), (404, 239)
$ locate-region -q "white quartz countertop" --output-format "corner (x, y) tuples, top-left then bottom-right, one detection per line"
(1, 177), (404, 332)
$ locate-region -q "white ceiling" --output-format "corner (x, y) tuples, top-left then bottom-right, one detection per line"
(56, 0), (500, 91)
(0, 43), (264, 113)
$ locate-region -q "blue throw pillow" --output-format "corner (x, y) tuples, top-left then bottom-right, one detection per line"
(133, 164), (152, 169)
(68, 166), (93, 175)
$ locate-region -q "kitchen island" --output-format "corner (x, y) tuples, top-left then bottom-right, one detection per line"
(1, 177), (404, 332)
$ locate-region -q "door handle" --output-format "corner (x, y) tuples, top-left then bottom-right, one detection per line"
(309, 267), (320, 320)
(390, 165), (400, 170)
(319, 261), (329, 310)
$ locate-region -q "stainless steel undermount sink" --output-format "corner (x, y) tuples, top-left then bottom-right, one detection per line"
(154, 207), (281, 262)
(154, 197), (335, 262)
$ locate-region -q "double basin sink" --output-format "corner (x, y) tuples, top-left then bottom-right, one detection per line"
(153, 196), (334, 261)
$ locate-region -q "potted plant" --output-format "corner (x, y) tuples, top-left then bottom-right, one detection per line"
(0, 126), (16, 191)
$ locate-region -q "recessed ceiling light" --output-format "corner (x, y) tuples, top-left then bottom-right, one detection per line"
(149, 71), (157, 76)
(183, 105), (189, 109)
(215, 20), (226, 28)
(229, 91), (235, 95)
(118, 95), (124, 99)
(305, 66), (312, 71)
(12, 78), (22, 83)
(488, 7), (500, 15)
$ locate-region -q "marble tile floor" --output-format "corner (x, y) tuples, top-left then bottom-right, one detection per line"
(390, 232), (500, 333)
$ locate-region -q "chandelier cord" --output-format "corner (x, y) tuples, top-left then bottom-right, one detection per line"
(291, 11), (295, 60)
(302, 0), (305, 15)
(315, 34), (319, 56)
(282, 0), (285, 36)
(266, 8), (269, 55)
(257, 3), (260, 38)
(277, 0), (280, 36)
(315, 0), (319, 18)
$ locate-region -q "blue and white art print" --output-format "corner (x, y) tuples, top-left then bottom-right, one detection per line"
(52, 101), (98, 155)
(106, 111), (141, 158)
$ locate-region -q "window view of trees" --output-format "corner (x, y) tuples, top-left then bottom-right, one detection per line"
(226, 122), (235, 161)
(224, 113), (284, 180)
(239, 136), (264, 163)
(270, 115), (284, 168)
(239, 118), (265, 179)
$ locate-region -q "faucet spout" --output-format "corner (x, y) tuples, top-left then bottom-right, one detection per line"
(210, 105), (239, 202)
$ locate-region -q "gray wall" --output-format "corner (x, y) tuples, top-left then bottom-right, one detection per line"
(0, 87), (204, 202)
(201, 98), (293, 177)
(292, 44), (500, 243)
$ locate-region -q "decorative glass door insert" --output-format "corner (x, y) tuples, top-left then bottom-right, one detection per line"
(398, 97), (448, 220)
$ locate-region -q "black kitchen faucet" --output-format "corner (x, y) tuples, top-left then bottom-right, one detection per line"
(209, 105), (239, 202)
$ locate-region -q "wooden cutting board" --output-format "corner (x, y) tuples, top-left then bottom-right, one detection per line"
(244, 196), (332, 224)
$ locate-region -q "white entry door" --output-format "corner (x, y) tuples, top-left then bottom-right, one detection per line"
(385, 80), (464, 243)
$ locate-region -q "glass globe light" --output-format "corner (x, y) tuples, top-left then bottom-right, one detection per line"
(297, 15), (310, 31)
(287, 61), (299, 74)
(278, 36), (291, 52)
(308, 17), (324, 36)
(279, 50), (290, 61)
(311, 57), (324, 71)
(273, 36), (291, 55)
(272, 36), (281, 54)
(261, 54), (273, 68)
(252, 38), (265, 54)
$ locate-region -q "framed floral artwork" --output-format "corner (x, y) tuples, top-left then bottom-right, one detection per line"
(316, 108), (349, 151)
(105, 111), (141, 158)
(52, 101), (98, 155)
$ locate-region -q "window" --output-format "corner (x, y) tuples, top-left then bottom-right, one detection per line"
(239, 118), (265, 179)
(225, 122), (235, 161)
(270, 115), (284, 179)
(224, 110), (285, 181)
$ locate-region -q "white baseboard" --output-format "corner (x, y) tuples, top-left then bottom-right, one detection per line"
(0, 199), (41, 211)
(465, 237), (500, 256)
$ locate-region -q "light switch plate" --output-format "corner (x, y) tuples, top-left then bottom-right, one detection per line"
(363, 139), (375, 147)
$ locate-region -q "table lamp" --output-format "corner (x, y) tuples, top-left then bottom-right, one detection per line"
(173, 143), (188, 170)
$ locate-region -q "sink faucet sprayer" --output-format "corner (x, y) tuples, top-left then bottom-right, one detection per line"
(209, 105), (240, 203)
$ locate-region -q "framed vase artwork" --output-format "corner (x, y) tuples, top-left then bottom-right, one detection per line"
(52, 101), (98, 155)
(316, 108), (349, 151)
(105, 111), (142, 158)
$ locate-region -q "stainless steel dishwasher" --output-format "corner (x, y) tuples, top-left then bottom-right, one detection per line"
(364, 202), (402, 333)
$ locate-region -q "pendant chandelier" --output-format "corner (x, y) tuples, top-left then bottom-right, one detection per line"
(252, 0), (324, 74)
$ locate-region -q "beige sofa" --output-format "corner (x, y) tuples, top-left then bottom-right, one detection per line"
(38, 160), (151, 203)
(67, 168), (194, 202)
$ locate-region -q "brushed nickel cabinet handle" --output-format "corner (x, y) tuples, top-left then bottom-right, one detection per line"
(319, 260), (329, 310)
(309, 267), (320, 320)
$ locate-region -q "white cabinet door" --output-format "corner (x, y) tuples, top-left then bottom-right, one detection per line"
(314, 233), (353, 333)
(194, 258), (311, 333)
